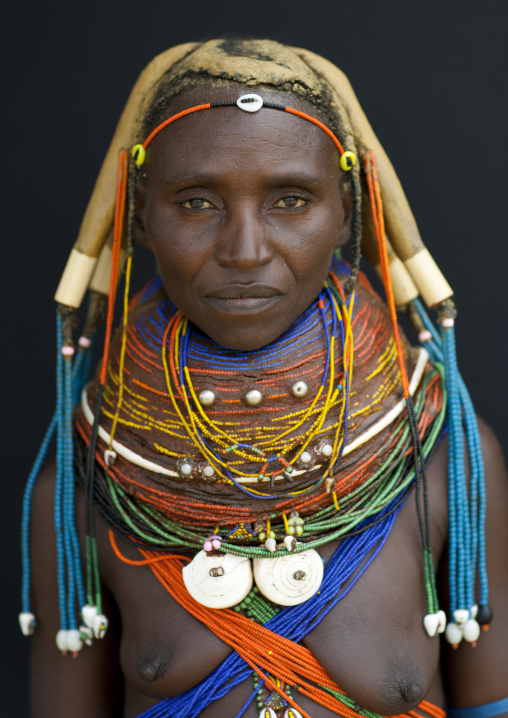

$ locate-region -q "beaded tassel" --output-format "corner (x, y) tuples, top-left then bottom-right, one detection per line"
(411, 298), (490, 644)
(19, 309), (93, 650)
(364, 150), (440, 628)
(83, 148), (129, 641)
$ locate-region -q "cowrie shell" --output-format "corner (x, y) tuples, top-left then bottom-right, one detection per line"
(237, 93), (263, 112)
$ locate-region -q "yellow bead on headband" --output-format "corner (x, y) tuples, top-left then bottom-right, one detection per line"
(131, 93), (357, 170)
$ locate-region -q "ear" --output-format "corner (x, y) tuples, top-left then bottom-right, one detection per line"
(336, 184), (352, 247)
(132, 179), (150, 249)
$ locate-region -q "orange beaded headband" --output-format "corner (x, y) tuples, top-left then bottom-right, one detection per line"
(131, 93), (357, 172)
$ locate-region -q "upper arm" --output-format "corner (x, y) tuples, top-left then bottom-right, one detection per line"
(30, 459), (123, 718)
(441, 418), (508, 708)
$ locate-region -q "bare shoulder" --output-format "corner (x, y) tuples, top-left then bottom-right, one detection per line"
(442, 417), (508, 708)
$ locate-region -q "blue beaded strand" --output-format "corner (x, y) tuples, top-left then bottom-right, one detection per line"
(412, 299), (488, 618)
(20, 313), (93, 637)
(55, 314), (69, 631)
(20, 413), (57, 615)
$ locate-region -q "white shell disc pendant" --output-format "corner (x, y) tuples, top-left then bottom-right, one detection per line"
(253, 548), (324, 606)
(182, 550), (253, 609)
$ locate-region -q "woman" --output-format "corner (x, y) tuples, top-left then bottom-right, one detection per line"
(22, 39), (508, 718)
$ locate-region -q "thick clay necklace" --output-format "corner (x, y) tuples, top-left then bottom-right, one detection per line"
(73, 260), (446, 617)
(160, 275), (354, 494)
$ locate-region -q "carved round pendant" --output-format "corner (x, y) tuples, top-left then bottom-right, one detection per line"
(182, 550), (253, 609)
(253, 548), (324, 606)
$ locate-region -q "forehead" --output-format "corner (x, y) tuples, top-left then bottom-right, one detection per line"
(144, 86), (341, 179)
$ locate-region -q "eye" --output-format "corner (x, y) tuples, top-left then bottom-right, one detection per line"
(180, 198), (214, 210)
(273, 196), (307, 209)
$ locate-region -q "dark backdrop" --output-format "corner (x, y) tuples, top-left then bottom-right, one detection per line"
(2, 1), (507, 714)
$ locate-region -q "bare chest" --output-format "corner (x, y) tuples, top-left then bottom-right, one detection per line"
(100, 446), (449, 718)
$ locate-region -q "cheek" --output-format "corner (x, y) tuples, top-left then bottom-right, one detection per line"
(144, 198), (210, 287)
(277, 203), (344, 279)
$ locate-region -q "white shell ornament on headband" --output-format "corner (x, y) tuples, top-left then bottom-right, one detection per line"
(253, 548), (324, 606)
(182, 550), (253, 608)
(237, 94), (263, 112)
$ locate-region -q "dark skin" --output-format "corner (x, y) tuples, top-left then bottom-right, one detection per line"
(30, 87), (508, 717)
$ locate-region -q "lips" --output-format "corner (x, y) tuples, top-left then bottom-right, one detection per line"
(204, 285), (282, 314)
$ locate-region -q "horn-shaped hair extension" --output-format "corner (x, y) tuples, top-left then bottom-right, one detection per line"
(54, 42), (198, 308)
(54, 38), (452, 310)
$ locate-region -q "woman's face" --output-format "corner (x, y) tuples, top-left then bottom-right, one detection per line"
(136, 87), (351, 350)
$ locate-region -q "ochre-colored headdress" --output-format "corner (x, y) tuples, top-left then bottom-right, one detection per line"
(54, 38), (451, 312)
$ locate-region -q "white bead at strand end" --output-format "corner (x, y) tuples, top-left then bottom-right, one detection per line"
(463, 618), (481, 645)
(18, 612), (36, 636)
(67, 629), (84, 654)
(284, 535), (296, 552)
(81, 603), (98, 629)
(445, 621), (463, 648)
(453, 608), (469, 626)
(92, 614), (109, 639)
(56, 629), (69, 653)
(300, 451), (312, 464)
(265, 537), (277, 552)
(423, 613), (440, 637)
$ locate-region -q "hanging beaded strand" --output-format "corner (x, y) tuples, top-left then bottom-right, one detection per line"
(82, 147), (130, 642)
(410, 298), (490, 646)
(364, 150), (442, 633)
(19, 301), (99, 649)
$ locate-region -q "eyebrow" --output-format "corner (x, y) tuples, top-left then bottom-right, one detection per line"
(161, 170), (325, 188)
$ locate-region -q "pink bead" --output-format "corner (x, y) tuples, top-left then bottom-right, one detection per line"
(203, 541), (212, 552)
(442, 318), (455, 328)
(78, 336), (92, 348)
(212, 539), (221, 549)
(61, 346), (75, 356)
(419, 330), (432, 342)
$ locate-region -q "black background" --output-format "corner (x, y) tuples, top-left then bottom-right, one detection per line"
(2, 1), (507, 714)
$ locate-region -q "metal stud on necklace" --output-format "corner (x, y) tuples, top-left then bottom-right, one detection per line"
(199, 389), (215, 406)
(291, 381), (308, 398)
(245, 389), (263, 406)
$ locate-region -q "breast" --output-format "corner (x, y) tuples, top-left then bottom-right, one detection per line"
(104, 439), (448, 712)
(303, 486), (446, 715)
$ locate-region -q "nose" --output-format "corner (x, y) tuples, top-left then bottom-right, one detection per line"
(214, 205), (273, 271)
